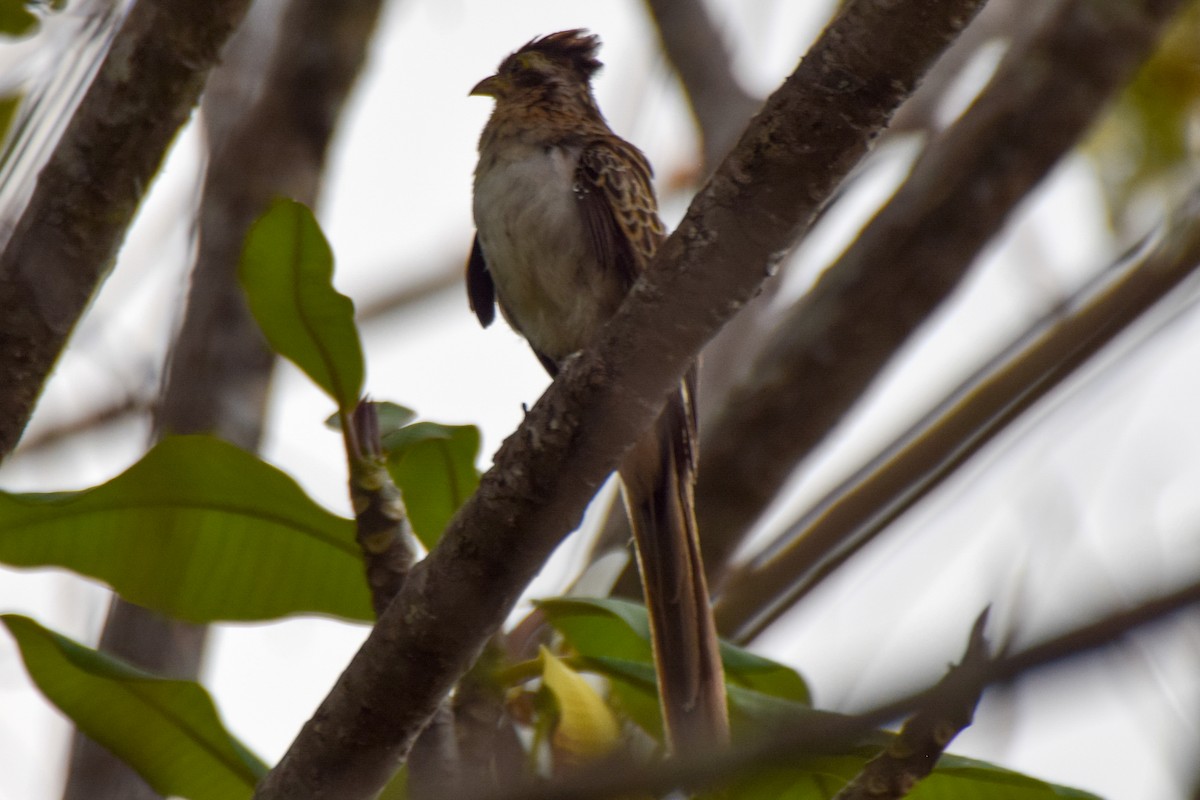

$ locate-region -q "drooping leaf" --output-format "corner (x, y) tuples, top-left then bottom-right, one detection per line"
(574, 655), (662, 739)
(241, 198), (364, 411)
(383, 422), (481, 549)
(3, 615), (265, 800)
(540, 646), (621, 762)
(0, 435), (372, 623)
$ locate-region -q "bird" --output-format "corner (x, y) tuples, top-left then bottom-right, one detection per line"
(467, 29), (729, 756)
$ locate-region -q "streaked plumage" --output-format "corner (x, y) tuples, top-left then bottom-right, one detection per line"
(468, 30), (728, 755)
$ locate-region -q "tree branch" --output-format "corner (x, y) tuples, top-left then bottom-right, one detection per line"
(696, 0), (1191, 581)
(0, 0), (254, 461)
(641, 0), (761, 167)
(715, 186), (1200, 639)
(832, 612), (990, 800)
(250, 2), (986, 796)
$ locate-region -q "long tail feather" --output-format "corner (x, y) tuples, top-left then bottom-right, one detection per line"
(619, 370), (728, 756)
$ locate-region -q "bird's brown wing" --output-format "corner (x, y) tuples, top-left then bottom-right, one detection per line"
(575, 137), (665, 289)
(577, 136), (728, 755)
(467, 234), (496, 328)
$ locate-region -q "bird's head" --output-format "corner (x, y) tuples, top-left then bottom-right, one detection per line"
(471, 29), (603, 109)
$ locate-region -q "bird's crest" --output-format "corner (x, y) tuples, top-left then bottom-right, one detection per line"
(511, 29), (602, 80)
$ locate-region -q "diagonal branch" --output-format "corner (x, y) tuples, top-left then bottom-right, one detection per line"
(715, 186), (1200, 640)
(0, 0), (254, 461)
(250, 1), (987, 797)
(696, 0), (1192, 580)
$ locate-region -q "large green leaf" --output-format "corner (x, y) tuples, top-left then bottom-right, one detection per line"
(3, 615), (265, 800)
(241, 198), (364, 411)
(0, 435), (372, 622)
(383, 422), (481, 549)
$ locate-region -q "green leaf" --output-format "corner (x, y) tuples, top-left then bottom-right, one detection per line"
(0, 435), (372, 623)
(918, 755), (1104, 799)
(713, 753), (1104, 800)
(538, 597), (810, 702)
(383, 422), (481, 549)
(0, 0), (38, 37)
(2, 615), (265, 800)
(539, 597), (811, 739)
(582, 654), (813, 741)
(538, 596), (655, 662)
(241, 198), (364, 410)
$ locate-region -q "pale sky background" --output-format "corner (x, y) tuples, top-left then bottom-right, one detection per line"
(2, 1), (1200, 799)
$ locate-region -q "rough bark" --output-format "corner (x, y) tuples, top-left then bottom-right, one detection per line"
(0, 0), (254, 461)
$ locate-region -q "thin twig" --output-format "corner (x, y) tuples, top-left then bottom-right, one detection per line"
(832, 611), (991, 800)
(344, 400), (415, 617)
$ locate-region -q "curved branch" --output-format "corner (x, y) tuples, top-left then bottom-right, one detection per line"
(696, 0), (1191, 581)
(0, 0), (254, 460)
(251, 1), (986, 797)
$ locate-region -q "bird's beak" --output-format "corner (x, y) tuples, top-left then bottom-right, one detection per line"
(470, 74), (503, 97)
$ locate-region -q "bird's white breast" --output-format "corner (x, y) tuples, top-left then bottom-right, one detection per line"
(473, 142), (623, 363)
